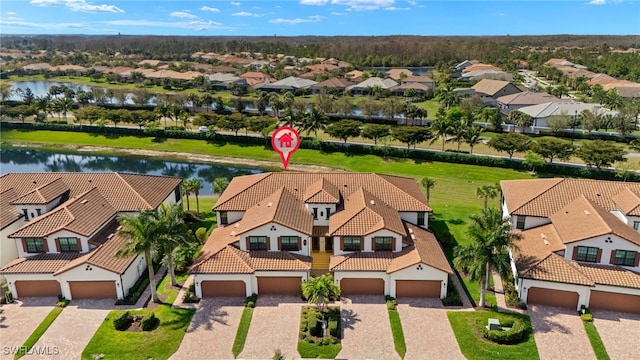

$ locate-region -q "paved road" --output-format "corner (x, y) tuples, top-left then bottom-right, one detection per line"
(23, 299), (113, 360)
(528, 305), (595, 360)
(170, 297), (244, 360)
(0, 297), (56, 360)
(337, 295), (401, 360)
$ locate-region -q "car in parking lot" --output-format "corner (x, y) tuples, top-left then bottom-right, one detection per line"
(199, 126), (209, 133)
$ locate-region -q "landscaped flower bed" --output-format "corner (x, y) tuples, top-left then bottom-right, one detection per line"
(298, 307), (342, 358)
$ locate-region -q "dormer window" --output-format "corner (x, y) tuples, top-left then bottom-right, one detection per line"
(248, 236), (268, 250)
(219, 211), (228, 225)
(58, 237), (79, 252)
(374, 237), (394, 251)
(575, 246), (599, 263)
(613, 250), (637, 266)
(343, 237), (361, 252)
(25, 238), (45, 253)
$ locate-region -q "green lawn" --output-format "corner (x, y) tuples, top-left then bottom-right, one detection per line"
(461, 277), (496, 308)
(81, 273), (195, 360)
(185, 195), (218, 234)
(14, 305), (64, 359)
(447, 310), (539, 360)
(232, 307), (254, 358)
(388, 309), (407, 359)
(583, 321), (610, 360)
(297, 342), (342, 359)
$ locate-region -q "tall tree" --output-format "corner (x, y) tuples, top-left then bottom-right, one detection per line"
(576, 140), (626, 169)
(488, 133), (531, 159)
(476, 184), (500, 211)
(325, 120), (362, 143)
(421, 177), (436, 202)
(430, 117), (452, 151)
(464, 126), (483, 155)
(532, 138), (574, 163)
(213, 177), (230, 195)
(301, 274), (341, 313)
(155, 204), (195, 286)
(361, 124), (390, 145)
(300, 106), (328, 137)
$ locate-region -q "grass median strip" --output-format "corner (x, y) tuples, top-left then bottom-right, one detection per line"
(232, 307), (254, 358)
(583, 321), (610, 360)
(14, 304), (66, 360)
(388, 309), (407, 359)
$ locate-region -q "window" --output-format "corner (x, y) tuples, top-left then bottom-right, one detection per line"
(280, 236), (299, 251)
(417, 212), (425, 226)
(343, 237), (361, 252)
(58, 237), (78, 252)
(576, 246), (599, 263)
(248, 236), (267, 250)
(219, 211), (228, 225)
(313, 208), (318, 220)
(374, 237), (394, 251)
(174, 187), (181, 202)
(516, 216), (525, 230)
(634, 221), (640, 231)
(614, 250), (637, 266)
(326, 207), (331, 220)
(25, 238), (45, 253)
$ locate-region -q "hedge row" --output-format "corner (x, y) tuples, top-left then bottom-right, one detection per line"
(2, 121), (637, 182)
(475, 318), (529, 344)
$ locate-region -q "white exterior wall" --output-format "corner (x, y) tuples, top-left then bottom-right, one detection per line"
(306, 203), (336, 226)
(333, 271), (390, 294)
(519, 278), (591, 311)
(239, 223), (310, 256)
(120, 254), (146, 297)
(333, 229), (402, 256)
(162, 189), (180, 206)
(217, 211), (244, 225)
(4, 273), (59, 299)
(523, 216), (550, 230)
(49, 229), (90, 253)
(590, 284), (640, 297)
(389, 264), (449, 298)
(610, 210), (628, 224)
(56, 265), (123, 300)
(565, 234), (640, 271)
(193, 273), (254, 297)
(399, 212), (428, 228)
(0, 221), (22, 267)
(16, 205), (46, 222)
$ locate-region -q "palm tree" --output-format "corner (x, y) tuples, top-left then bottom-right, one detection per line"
(301, 274), (341, 313)
(156, 204), (195, 286)
(301, 106), (328, 138)
(453, 207), (521, 307)
(430, 117), (451, 151)
(188, 178), (202, 215)
(465, 126), (483, 155)
(420, 177), (436, 202)
(156, 102), (171, 128)
(116, 210), (162, 303)
(181, 180), (194, 211)
(268, 93), (283, 119)
(476, 184), (500, 211)
(213, 178), (230, 195)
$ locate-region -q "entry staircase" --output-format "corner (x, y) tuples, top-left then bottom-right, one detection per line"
(311, 251), (331, 277)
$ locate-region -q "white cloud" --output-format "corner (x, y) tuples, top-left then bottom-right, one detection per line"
(269, 15), (325, 24)
(331, 0), (394, 10)
(232, 11), (263, 16)
(588, 0), (606, 4)
(300, 0), (329, 5)
(103, 19), (227, 31)
(7, 11), (16, 15)
(408, 0), (416, 5)
(331, 11), (347, 15)
(230, 2), (241, 5)
(170, 11), (198, 19)
(200, 6), (220, 12)
(30, 0), (124, 13)
(499, 12), (505, 16)
(0, 18), (87, 30)
(385, 6), (409, 10)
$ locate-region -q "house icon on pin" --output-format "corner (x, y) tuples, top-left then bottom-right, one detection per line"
(278, 132), (294, 148)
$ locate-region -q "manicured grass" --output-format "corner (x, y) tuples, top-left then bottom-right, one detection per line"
(388, 309), (407, 359)
(447, 310), (539, 360)
(461, 277), (496, 308)
(81, 273), (195, 360)
(297, 342), (342, 359)
(232, 307), (254, 358)
(185, 195), (218, 234)
(583, 321), (610, 360)
(14, 306), (64, 359)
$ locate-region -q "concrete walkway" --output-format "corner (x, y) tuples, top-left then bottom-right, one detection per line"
(491, 272), (524, 314)
(593, 310), (640, 360)
(528, 305), (595, 360)
(397, 298), (465, 360)
(337, 295), (401, 360)
(0, 297), (56, 360)
(239, 295), (303, 360)
(170, 297), (244, 360)
(23, 299), (113, 360)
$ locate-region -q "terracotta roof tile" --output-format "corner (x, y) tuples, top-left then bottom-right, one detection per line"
(1, 189), (21, 230)
(471, 79), (513, 96)
(247, 251), (312, 271)
(304, 178), (340, 204)
(570, 262), (640, 289)
(329, 188), (405, 236)
(387, 223), (453, 274)
(330, 252), (394, 271)
(612, 188), (640, 216)
(11, 178), (69, 205)
(514, 224), (565, 267)
(0, 253), (80, 274)
(519, 253), (594, 286)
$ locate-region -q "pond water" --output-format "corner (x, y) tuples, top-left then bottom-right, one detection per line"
(0, 148), (264, 196)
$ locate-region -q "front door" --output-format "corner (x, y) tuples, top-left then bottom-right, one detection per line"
(312, 237), (320, 252)
(325, 237), (333, 252)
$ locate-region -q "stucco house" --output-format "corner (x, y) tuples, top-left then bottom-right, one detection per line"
(346, 78), (398, 96)
(501, 179), (640, 314)
(496, 91), (561, 116)
(190, 172), (452, 299)
(0, 173), (182, 300)
(516, 101), (617, 129)
(470, 79), (522, 106)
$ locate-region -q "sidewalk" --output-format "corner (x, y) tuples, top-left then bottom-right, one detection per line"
(129, 266), (167, 310)
(492, 272), (524, 314)
(171, 274), (196, 309)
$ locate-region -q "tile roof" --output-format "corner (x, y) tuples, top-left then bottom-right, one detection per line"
(347, 77), (398, 90)
(496, 91), (561, 106)
(214, 173), (430, 213)
(514, 224), (565, 266)
(11, 177), (69, 205)
(519, 253), (594, 286)
(329, 188), (405, 236)
(570, 262), (640, 289)
(501, 178), (640, 218)
(550, 196), (640, 246)
(462, 63), (501, 73)
(310, 78), (353, 89)
(304, 178), (340, 204)
(1, 189), (22, 230)
(232, 187), (313, 236)
(612, 188), (640, 216)
(9, 188), (118, 238)
(471, 79), (513, 97)
(386, 68), (414, 80)
(402, 75), (435, 84)
(330, 252), (394, 271)
(0, 253), (80, 274)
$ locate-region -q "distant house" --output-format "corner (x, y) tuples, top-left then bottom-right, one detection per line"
(239, 72), (274, 87)
(386, 68), (414, 81)
(390, 83), (432, 97)
(309, 78), (353, 95)
(602, 81), (640, 98)
(344, 70), (364, 82)
(454, 60), (478, 73)
(208, 72), (246, 90)
(347, 77), (398, 96)
(401, 75), (435, 89)
(459, 70), (514, 82)
(22, 63), (53, 72)
(461, 63), (500, 74)
(138, 59), (164, 68)
(517, 101), (617, 129)
(258, 76), (317, 93)
(469, 79), (521, 105)
(587, 74), (618, 87)
(496, 91), (561, 116)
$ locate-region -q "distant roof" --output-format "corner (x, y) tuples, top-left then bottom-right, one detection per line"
(496, 91), (561, 106)
(386, 68), (414, 80)
(471, 79), (514, 96)
(309, 77), (353, 89)
(517, 102), (616, 118)
(260, 76), (317, 89)
(347, 77), (398, 90)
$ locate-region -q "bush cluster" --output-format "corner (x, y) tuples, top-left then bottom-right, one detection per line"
(299, 307), (340, 345)
(385, 295), (398, 310)
(141, 312), (160, 331)
(244, 293), (257, 308)
(442, 278), (463, 306)
(115, 274), (150, 305)
(475, 318), (528, 344)
(113, 311), (132, 331)
(502, 274), (527, 310)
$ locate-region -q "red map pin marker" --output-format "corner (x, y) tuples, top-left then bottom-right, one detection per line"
(271, 126), (300, 170)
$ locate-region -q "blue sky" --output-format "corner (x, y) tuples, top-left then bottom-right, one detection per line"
(1, 1), (638, 36)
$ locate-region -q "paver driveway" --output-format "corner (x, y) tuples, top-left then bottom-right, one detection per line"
(528, 305), (595, 360)
(170, 297), (244, 360)
(239, 295), (302, 360)
(337, 295), (401, 360)
(592, 310), (640, 360)
(0, 297), (56, 360)
(397, 298), (465, 360)
(23, 299), (113, 360)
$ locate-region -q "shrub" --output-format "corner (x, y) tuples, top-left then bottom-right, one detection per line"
(245, 301), (255, 308)
(386, 299), (398, 310)
(581, 313), (593, 322)
(141, 312), (160, 331)
(307, 311), (320, 337)
(55, 299), (70, 308)
(442, 278), (463, 306)
(113, 311), (132, 331)
(244, 294), (257, 307)
(502, 274), (527, 310)
(475, 318), (528, 344)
